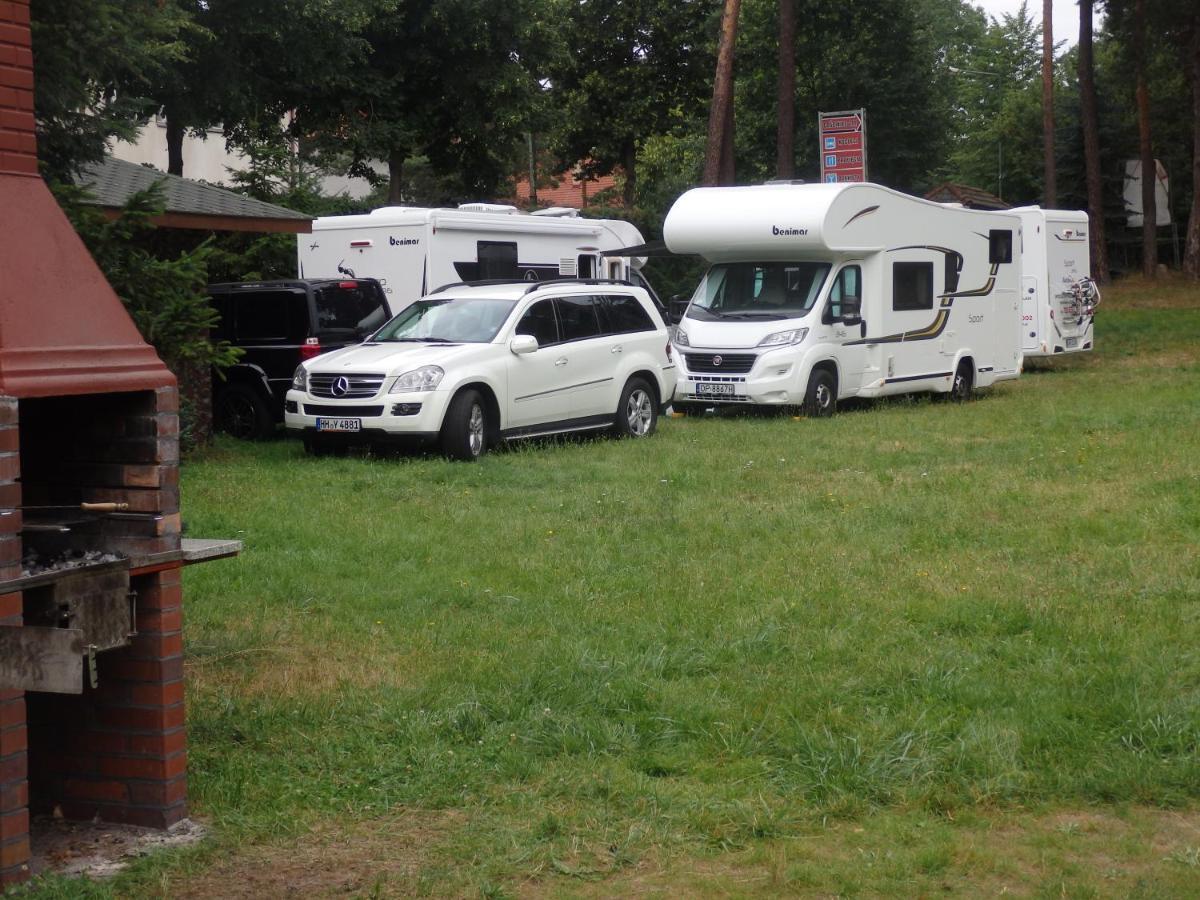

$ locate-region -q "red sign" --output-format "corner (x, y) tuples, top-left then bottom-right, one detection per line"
(819, 109), (868, 184)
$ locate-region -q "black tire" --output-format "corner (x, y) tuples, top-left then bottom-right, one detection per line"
(613, 377), (658, 438)
(215, 384), (275, 440)
(949, 360), (974, 402)
(441, 389), (488, 461)
(802, 368), (837, 417)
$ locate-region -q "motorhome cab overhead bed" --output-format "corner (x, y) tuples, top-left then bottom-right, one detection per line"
(663, 182), (1024, 415)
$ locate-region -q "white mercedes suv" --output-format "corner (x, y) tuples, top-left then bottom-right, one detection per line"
(284, 280), (677, 460)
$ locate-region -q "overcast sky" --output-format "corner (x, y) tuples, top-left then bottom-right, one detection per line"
(971, 0), (1102, 47)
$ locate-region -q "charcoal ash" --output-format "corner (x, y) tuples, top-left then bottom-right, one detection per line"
(22, 548), (125, 577)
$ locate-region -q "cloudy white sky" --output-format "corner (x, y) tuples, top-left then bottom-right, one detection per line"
(971, 0), (1102, 47)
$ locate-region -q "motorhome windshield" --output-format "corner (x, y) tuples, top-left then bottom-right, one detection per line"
(686, 262), (830, 320)
(370, 297), (517, 343)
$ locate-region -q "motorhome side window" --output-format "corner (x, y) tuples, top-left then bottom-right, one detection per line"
(603, 294), (656, 333)
(477, 241), (519, 279)
(892, 262), (934, 311)
(687, 261), (829, 319)
(989, 230), (1013, 264)
(555, 295), (603, 342)
(826, 266), (861, 322)
(515, 298), (559, 346)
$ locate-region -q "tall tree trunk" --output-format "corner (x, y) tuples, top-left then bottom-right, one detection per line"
(1135, 0), (1157, 277)
(165, 109), (184, 177)
(527, 132), (538, 207)
(1078, 0), (1110, 282)
(704, 0), (741, 186)
(720, 90), (736, 185)
(1042, 0), (1057, 206)
(776, 0), (796, 179)
(1183, 11), (1200, 279)
(387, 149), (405, 206)
(621, 139), (637, 207)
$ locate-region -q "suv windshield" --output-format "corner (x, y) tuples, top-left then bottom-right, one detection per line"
(686, 262), (830, 321)
(371, 297), (517, 343)
(314, 282), (389, 336)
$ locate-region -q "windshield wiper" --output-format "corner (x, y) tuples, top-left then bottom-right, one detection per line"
(723, 311), (789, 320)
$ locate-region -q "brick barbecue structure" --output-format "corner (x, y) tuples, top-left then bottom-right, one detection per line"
(0, 1), (235, 885)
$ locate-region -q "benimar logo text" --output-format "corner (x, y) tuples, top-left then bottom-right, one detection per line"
(772, 225), (808, 236)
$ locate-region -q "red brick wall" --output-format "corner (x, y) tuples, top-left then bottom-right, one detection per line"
(0, 396), (29, 888)
(0, 0), (36, 177)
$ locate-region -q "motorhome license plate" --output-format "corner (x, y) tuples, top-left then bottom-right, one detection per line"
(696, 383), (737, 397)
(316, 417), (361, 433)
(1065, 337), (1078, 348)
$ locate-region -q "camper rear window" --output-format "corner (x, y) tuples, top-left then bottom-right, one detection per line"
(893, 262), (934, 311)
(687, 262), (829, 319)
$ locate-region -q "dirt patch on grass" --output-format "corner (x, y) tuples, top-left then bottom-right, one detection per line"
(515, 806), (1200, 899)
(167, 810), (464, 899)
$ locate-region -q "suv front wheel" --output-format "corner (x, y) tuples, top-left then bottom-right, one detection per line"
(441, 389), (488, 461)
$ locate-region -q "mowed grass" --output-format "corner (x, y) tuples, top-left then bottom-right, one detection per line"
(31, 277), (1200, 897)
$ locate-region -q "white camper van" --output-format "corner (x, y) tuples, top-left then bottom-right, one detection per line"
(298, 204), (656, 315)
(663, 183), (1023, 415)
(1010, 206), (1098, 358)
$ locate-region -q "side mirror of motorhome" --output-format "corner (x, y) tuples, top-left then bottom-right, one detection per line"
(509, 334), (539, 355)
(667, 295), (689, 325)
(841, 293), (862, 324)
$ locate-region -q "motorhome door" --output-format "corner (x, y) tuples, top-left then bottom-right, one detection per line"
(1021, 275), (1040, 351)
(577, 249), (602, 279)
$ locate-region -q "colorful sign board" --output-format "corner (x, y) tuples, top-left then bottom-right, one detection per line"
(818, 109), (867, 184)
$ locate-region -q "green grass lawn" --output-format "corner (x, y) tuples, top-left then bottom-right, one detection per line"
(25, 277), (1200, 898)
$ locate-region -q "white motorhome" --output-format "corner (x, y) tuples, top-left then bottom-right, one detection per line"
(298, 204), (655, 315)
(663, 183), (1023, 415)
(1010, 206), (1098, 357)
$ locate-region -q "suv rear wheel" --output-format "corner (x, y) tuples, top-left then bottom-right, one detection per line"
(613, 377), (657, 438)
(215, 384), (274, 440)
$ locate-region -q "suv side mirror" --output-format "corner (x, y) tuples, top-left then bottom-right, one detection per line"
(509, 334), (538, 355)
(668, 295), (689, 326)
(841, 294), (862, 324)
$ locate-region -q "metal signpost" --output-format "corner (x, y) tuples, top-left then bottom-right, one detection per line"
(818, 109), (867, 183)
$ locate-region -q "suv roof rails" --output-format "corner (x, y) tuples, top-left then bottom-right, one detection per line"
(427, 278), (535, 295)
(428, 277), (638, 296)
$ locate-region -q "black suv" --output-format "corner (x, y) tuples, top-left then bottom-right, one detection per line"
(209, 278), (390, 439)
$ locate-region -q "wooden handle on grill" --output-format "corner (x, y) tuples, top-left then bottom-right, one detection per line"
(80, 502), (130, 513)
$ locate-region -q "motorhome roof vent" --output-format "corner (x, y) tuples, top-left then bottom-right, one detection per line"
(457, 203), (520, 215)
(370, 206), (418, 214)
(530, 207), (580, 218)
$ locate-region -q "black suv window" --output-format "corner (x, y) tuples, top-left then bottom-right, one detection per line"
(235, 290), (305, 342)
(314, 282), (388, 336)
(602, 294), (655, 334)
(515, 298), (559, 345)
(555, 295), (603, 342)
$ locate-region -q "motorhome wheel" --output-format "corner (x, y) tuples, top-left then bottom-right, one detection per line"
(949, 361), (974, 402)
(803, 369), (837, 418)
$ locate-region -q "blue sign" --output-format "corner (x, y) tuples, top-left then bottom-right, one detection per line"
(825, 173), (838, 183)
(825, 154), (837, 168)
(824, 137), (836, 150)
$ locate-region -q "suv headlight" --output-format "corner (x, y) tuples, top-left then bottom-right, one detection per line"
(671, 326), (691, 347)
(757, 327), (809, 347)
(390, 365), (444, 393)
(291, 365), (307, 391)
